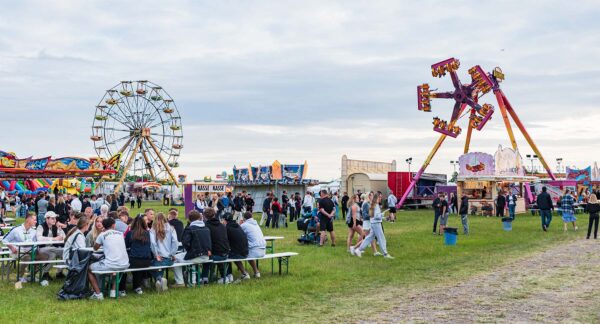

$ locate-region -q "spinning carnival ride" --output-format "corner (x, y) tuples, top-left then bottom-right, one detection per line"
(91, 81), (183, 192)
(397, 58), (556, 208)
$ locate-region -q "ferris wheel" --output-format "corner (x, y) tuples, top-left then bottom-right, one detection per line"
(91, 80), (183, 192)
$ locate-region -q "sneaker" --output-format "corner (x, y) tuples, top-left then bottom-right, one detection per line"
(217, 278), (225, 284)
(384, 254), (395, 259)
(171, 283), (186, 288)
(241, 273), (251, 280)
(254, 272), (261, 279)
(350, 246), (356, 256)
(201, 278), (209, 285)
(40, 280), (49, 287)
(161, 278), (168, 291)
(19, 277), (29, 283)
(155, 279), (163, 292)
(109, 290), (116, 298)
(354, 249), (362, 258)
(134, 287), (143, 295)
(119, 291), (127, 297)
(226, 274), (234, 283)
(373, 252), (383, 257)
(90, 292), (104, 300)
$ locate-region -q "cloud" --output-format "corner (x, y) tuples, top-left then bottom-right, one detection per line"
(0, 0), (599, 181)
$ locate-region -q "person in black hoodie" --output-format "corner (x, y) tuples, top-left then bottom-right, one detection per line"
(204, 208), (230, 284)
(125, 215), (153, 294)
(224, 213), (250, 282)
(167, 208), (184, 242)
(585, 193), (600, 239)
(182, 210), (212, 285)
(537, 186), (554, 231)
(459, 194), (469, 235)
(432, 194), (441, 234)
(496, 192), (506, 217)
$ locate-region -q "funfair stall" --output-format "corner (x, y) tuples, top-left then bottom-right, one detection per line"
(456, 146), (536, 215)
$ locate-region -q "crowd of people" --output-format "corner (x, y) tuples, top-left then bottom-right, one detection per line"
(2, 192), (269, 300)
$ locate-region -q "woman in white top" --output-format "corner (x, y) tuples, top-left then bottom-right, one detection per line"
(195, 194), (207, 213)
(63, 217), (89, 266)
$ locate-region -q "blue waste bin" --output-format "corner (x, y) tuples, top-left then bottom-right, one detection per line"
(444, 227), (458, 245)
(502, 217), (513, 231)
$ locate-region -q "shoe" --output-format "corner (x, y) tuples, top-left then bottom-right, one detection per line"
(384, 254), (395, 259)
(90, 292), (104, 300)
(543, 225), (547, 232)
(119, 291), (127, 297)
(331, 244), (336, 247)
(161, 278), (168, 291)
(155, 279), (163, 292)
(40, 280), (49, 287)
(350, 247), (356, 256)
(354, 249), (362, 258)
(226, 274), (234, 283)
(373, 252), (383, 257)
(42, 273), (52, 281)
(135, 287), (143, 295)
(254, 272), (261, 279)
(575, 226), (578, 231)
(171, 283), (186, 288)
(109, 290), (116, 298)
(19, 277), (29, 283)
(217, 278), (225, 284)
(55, 272), (66, 279)
(241, 273), (251, 280)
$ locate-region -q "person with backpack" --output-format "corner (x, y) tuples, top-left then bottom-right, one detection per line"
(63, 216), (89, 266)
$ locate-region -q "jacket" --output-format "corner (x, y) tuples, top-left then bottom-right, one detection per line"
(182, 220), (211, 260)
(226, 222), (249, 257)
(536, 192), (553, 210)
(586, 203), (600, 216)
(240, 218), (266, 249)
(206, 218), (230, 256)
(459, 196), (469, 215)
(125, 230), (153, 259)
(150, 224), (179, 258)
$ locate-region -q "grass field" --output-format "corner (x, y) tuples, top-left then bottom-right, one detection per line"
(0, 202), (580, 323)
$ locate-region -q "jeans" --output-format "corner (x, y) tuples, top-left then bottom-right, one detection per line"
(289, 207), (296, 223)
(129, 257), (152, 289)
(358, 222), (387, 255)
(227, 253), (247, 275)
(460, 214), (469, 234)
(39, 246), (64, 273)
(587, 214), (599, 239)
(150, 258), (174, 280)
(173, 252), (187, 284)
(203, 255), (227, 280)
(540, 210), (552, 229)
(508, 205), (516, 219)
(433, 211), (440, 233)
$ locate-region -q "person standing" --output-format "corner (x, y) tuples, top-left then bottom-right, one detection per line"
(537, 186), (554, 231)
(459, 194), (469, 235)
(507, 192), (518, 219)
(288, 195), (296, 224)
(281, 191), (289, 222)
(233, 192), (244, 222)
(36, 193), (48, 226)
(271, 197), (282, 229)
(432, 193), (442, 234)
(244, 194), (255, 213)
(438, 194), (449, 235)
(261, 193), (272, 227)
(450, 192), (458, 214)
(341, 192), (349, 222)
(302, 191), (314, 213)
(318, 189), (336, 247)
(585, 194), (600, 239)
(496, 191), (506, 218)
(561, 189), (578, 232)
(387, 191), (398, 222)
(346, 194), (364, 253)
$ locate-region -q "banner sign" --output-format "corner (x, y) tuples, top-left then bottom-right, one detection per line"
(494, 145), (524, 176)
(566, 166), (591, 183)
(194, 183), (227, 192)
(459, 152), (495, 176)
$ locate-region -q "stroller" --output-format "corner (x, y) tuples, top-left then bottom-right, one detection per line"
(297, 207), (320, 245)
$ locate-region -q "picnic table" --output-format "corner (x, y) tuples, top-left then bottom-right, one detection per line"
(263, 236), (284, 273)
(7, 240), (64, 282)
(2, 218), (15, 225)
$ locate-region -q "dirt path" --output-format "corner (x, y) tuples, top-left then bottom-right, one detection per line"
(370, 238), (600, 323)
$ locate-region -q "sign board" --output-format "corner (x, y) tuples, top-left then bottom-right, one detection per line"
(194, 183), (227, 193)
(459, 152), (495, 176)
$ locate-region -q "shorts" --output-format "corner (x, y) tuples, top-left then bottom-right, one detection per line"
(90, 260), (128, 272)
(389, 207), (397, 213)
(319, 214), (334, 232)
(440, 213), (448, 225)
(362, 219), (371, 231)
(347, 219), (363, 228)
(248, 247), (266, 258)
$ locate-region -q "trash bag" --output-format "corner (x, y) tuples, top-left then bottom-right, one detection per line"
(444, 227), (458, 234)
(57, 249), (92, 300)
(501, 217), (513, 223)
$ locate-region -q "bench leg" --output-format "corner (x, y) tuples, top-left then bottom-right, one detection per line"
(115, 273), (121, 300)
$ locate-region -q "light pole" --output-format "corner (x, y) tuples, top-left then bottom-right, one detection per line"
(450, 160), (459, 173)
(405, 157), (413, 173)
(525, 154), (538, 175)
(556, 158), (563, 174)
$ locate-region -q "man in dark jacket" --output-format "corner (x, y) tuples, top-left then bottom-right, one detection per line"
(225, 214), (250, 281)
(496, 192), (506, 217)
(432, 194), (442, 234)
(537, 186), (554, 231)
(459, 194), (469, 234)
(182, 210), (212, 284)
(204, 208), (230, 283)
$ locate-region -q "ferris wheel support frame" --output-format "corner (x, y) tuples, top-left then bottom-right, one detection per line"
(147, 136), (179, 187)
(114, 136), (143, 193)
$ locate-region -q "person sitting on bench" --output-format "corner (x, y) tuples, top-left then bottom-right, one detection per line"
(182, 210), (212, 285)
(205, 208), (231, 284)
(63, 216), (89, 266)
(2, 212), (49, 284)
(224, 213), (250, 282)
(240, 211), (266, 278)
(150, 212), (179, 292)
(89, 218), (129, 300)
(125, 215), (153, 295)
(36, 211), (66, 280)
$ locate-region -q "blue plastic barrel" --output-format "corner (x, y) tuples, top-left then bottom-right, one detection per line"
(502, 217), (513, 231)
(444, 227), (458, 245)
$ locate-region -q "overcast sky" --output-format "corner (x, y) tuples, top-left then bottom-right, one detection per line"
(1, 1), (599, 181)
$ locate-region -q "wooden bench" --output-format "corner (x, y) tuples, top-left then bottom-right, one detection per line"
(212, 252), (299, 279)
(0, 257), (15, 281)
(20, 259), (65, 282)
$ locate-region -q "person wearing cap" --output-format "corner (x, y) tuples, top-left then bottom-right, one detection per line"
(36, 211), (66, 280)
